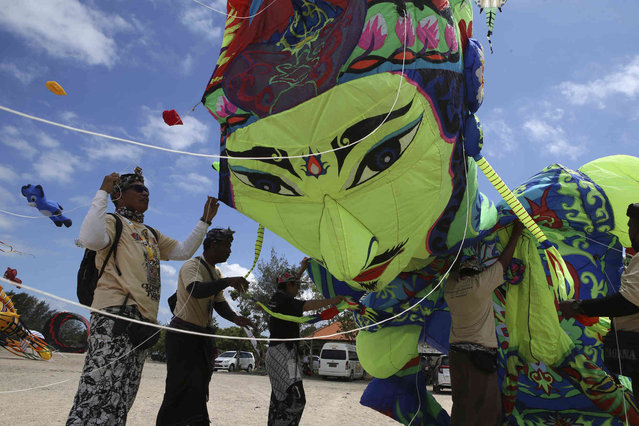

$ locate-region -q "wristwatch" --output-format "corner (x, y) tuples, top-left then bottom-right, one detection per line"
(200, 216), (212, 225)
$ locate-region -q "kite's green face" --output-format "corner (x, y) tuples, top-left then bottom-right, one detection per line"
(225, 73), (457, 291)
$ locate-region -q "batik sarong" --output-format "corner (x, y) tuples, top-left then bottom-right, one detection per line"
(266, 343), (305, 426)
(67, 306), (147, 426)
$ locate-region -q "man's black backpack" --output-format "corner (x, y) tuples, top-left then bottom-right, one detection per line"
(77, 213), (158, 307)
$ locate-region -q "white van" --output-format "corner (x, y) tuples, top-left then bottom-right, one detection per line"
(318, 342), (364, 380)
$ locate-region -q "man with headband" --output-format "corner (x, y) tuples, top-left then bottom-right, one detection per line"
(560, 203), (639, 401)
(266, 257), (345, 426)
(68, 168), (218, 425)
(157, 227), (252, 425)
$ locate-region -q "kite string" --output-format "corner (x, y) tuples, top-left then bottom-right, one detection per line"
(190, 0), (279, 20)
(407, 109), (472, 426)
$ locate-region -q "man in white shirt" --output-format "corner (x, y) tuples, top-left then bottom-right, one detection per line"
(68, 168), (218, 426)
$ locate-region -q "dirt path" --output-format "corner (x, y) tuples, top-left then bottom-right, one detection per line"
(0, 353), (452, 425)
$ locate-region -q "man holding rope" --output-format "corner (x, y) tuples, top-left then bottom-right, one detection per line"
(265, 257), (345, 426)
(444, 221), (524, 426)
(156, 227), (252, 425)
(560, 203), (639, 401)
(67, 168), (217, 425)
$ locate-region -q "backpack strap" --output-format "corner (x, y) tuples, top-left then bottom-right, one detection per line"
(97, 213), (123, 279)
(145, 225), (159, 242)
(197, 256), (215, 282)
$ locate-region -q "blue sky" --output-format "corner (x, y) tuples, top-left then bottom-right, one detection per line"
(0, 0), (637, 328)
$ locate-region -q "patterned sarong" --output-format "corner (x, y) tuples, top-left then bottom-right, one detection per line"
(67, 306), (146, 426)
(266, 343), (305, 426)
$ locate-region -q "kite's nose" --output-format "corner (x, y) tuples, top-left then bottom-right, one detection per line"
(319, 195), (378, 282)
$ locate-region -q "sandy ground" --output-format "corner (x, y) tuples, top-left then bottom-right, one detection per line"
(0, 352), (452, 425)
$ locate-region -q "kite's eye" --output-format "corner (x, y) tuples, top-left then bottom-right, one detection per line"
(231, 169), (301, 196)
(344, 115), (422, 190)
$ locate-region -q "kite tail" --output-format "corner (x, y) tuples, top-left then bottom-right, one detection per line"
(476, 156), (570, 300)
(0, 284), (17, 314)
(0, 309), (52, 360)
(244, 224), (264, 279)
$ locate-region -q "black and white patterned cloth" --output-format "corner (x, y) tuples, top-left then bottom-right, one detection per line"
(67, 306), (147, 426)
(266, 343), (306, 426)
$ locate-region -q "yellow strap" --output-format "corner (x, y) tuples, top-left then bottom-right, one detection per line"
(476, 157), (570, 300)
(244, 224), (264, 279)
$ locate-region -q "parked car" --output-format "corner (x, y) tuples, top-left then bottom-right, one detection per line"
(302, 355), (320, 374)
(432, 355), (451, 393)
(214, 351), (255, 372)
(318, 342), (364, 380)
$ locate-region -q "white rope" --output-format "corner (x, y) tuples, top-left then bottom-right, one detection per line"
(0, 379), (71, 394)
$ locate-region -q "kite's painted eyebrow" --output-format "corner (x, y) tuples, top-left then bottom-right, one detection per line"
(331, 99), (414, 173)
(225, 146), (300, 178)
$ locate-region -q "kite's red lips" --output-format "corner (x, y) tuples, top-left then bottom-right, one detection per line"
(353, 259), (393, 282)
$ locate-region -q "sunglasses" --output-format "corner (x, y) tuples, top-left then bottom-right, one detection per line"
(128, 184), (149, 194)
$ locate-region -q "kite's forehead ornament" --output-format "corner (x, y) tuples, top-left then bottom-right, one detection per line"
(203, 0), (473, 139)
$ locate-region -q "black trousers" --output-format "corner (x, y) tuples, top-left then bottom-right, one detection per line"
(156, 320), (215, 426)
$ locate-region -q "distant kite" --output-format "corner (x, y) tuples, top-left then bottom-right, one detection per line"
(21, 184), (72, 228)
(0, 241), (32, 256)
(3, 268), (21, 285)
(162, 109), (183, 126)
(45, 81), (67, 96)
(474, 0), (508, 52)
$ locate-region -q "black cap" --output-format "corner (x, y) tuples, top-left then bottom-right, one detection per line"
(204, 227), (235, 244)
(627, 203), (639, 219)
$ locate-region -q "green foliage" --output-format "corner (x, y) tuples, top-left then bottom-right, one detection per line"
(149, 325), (167, 354)
(6, 291), (56, 332)
(215, 326), (256, 353)
(227, 249), (324, 364)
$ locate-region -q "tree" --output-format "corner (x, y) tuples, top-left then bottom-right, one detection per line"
(215, 326), (256, 353)
(6, 291), (56, 332)
(336, 311), (359, 339)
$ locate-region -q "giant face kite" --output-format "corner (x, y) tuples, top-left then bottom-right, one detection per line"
(203, 0), (639, 424)
(204, 0), (481, 292)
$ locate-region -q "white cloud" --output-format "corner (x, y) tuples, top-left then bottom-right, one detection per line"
(82, 139), (144, 162)
(0, 165), (18, 182)
(219, 262), (255, 283)
(181, 53), (194, 75)
(481, 109), (516, 159)
(169, 172), (214, 194)
(0, 186), (16, 203)
(1, 136), (38, 159)
(522, 119), (585, 160)
(0, 214), (15, 230)
(161, 264), (177, 276)
(0, 61), (46, 85)
(139, 109), (210, 150)
(36, 132), (60, 148)
(181, 5), (224, 42)
(33, 150), (85, 183)
(69, 195), (92, 206)
(59, 111), (80, 123)
(559, 55), (639, 106)
(0, 0), (133, 67)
